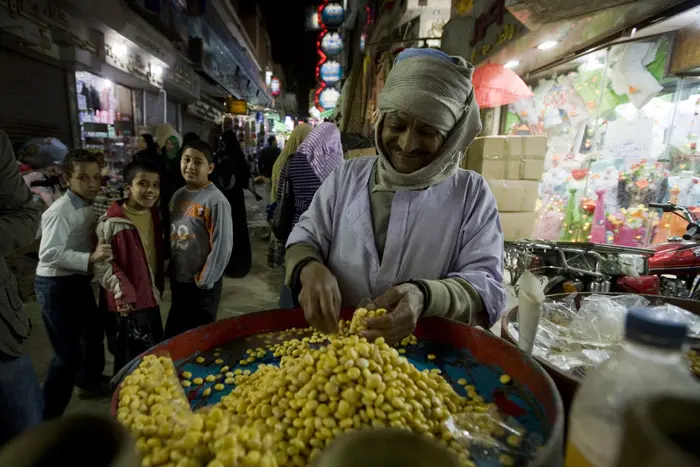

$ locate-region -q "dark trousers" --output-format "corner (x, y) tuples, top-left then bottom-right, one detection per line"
(0, 353), (42, 446)
(35, 275), (105, 420)
(163, 279), (222, 339)
(105, 306), (163, 376)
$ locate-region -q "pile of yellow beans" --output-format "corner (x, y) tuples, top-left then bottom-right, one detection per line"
(117, 310), (522, 467)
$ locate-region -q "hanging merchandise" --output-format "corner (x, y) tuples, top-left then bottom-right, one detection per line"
(314, 0), (346, 111)
(75, 71), (137, 217)
(320, 60), (343, 84)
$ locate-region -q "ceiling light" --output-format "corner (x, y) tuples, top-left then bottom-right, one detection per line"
(537, 40), (558, 50)
(152, 65), (163, 77)
(504, 60), (520, 69)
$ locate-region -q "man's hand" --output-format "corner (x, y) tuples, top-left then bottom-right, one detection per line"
(361, 283), (425, 344)
(299, 261), (342, 333)
(89, 239), (113, 263)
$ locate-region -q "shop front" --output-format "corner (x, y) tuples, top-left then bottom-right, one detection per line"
(183, 99), (224, 143)
(449, 0), (700, 247)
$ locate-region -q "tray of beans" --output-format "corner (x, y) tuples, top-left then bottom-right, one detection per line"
(111, 307), (564, 467)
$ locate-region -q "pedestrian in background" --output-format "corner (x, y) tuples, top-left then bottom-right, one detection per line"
(216, 117), (253, 278)
(35, 150), (112, 420)
(267, 123), (312, 268)
(0, 130), (43, 446)
(256, 135), (281, 209)
(164, 140), (232, 338)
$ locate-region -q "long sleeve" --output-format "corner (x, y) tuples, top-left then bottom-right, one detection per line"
(38, 210), (91, 273)
(196, 198), (233, 289)
(0, 131), (41, 256)
(94, 219), (137, 305)
(415, 278), (488, 327)
(443, 177), (506, 326)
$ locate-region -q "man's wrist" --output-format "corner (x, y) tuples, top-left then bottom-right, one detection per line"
(407, 280), (429, 317)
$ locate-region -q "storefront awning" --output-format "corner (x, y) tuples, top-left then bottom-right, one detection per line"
(477, 0), (686, 75)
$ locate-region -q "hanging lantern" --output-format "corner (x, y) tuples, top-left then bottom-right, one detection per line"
(321, 2), (345, 27)
(321, 32), (344, 56)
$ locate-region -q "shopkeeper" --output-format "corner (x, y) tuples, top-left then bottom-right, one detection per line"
(285, 48), (506, 343)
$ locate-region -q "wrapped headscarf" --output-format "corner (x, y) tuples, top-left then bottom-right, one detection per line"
(164, 135), (181, 160)
(374, 48), (482, 192)
(296, 122), (344, 182)
(270, 123), (313, 202)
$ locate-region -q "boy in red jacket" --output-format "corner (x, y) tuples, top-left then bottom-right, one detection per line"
(94, 159), (166, 374)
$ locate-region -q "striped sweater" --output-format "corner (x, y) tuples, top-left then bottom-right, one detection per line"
(278, 154), (325, 230)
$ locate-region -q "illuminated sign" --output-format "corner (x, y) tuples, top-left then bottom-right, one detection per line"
(319, 88), (340, 110)
(320, 60), (342, 84)
(321, 32), (343, 56)
(321, 2), (345, 28)
(270, 77), (281, 96)
(228, 99), (247, 115)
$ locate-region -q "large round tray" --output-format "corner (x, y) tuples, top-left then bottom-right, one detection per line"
(500, 293), (700, 413)
(112, 308), (565, 466)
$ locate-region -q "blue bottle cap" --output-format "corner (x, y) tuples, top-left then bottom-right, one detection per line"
(625, 307), (688, 349)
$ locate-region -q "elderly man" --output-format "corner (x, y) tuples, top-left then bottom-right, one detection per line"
(0, 130), (43, 445)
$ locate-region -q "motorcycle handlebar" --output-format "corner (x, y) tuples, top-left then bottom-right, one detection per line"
(648, 202), (676, 212)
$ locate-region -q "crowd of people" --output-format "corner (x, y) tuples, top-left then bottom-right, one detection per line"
(0, 48), (505, 457)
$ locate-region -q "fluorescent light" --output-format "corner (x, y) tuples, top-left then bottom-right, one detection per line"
(152, 65), (163, 77)
(537, 40), (558, 50)
(504, 60), (520, 69)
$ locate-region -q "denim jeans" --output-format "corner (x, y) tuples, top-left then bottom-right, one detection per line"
(0, 353), (42, 446)
(35, 275), (105, 419)
(163, 279), (222, 339)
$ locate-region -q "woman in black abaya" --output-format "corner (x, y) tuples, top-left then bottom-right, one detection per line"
(215, 128), (252, 278)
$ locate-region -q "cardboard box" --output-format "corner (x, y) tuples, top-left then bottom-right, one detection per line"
(499, 212), (537, 241)
(486, 179), (539, 212)
(463, 136), (546, 181)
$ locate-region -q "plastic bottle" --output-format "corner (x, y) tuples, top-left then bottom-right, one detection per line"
(564, 307), (700, 467)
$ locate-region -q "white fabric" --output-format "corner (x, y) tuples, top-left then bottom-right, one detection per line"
(286, 157), (507, 323)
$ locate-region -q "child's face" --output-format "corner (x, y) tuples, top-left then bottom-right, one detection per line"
(126, 171), (160, 209)
(181, 148), (213, 186)
(67, 162), (102, 200)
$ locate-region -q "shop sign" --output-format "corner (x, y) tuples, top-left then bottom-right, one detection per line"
(105, 42), (163, 88)
(270, 77), (281, 96)
(166, 56), (200, 96)
(319, 88), (340, 111)
(321, 31), (343, 56)
(187, 100), (223, 123)
(670, 26), (700, 75)
(320, 2), (344, 28)
(228, 99), (247, 115)
(320, 60), (342, 84)
(122, 22), (173, 65)
(467, 0), (525, 64)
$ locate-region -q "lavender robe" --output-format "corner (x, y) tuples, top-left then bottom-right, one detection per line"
(287, 157), (506, 323)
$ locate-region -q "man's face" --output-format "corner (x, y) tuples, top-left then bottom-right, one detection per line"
(380, 111), (445, 174)
(181, 148), (214, 186)
(67, 162), (102, 200)
(126, 171), (160, 209)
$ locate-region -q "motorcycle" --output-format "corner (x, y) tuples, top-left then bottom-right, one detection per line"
(505, 240), (654, 295)
(506, 202), (700, 299)
(617, 203), (700, 299)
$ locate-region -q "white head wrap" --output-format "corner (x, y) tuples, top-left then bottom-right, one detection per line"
(374, 50), (482, 192)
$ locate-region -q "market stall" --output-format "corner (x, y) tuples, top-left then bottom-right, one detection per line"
(452, 1), (700, 246)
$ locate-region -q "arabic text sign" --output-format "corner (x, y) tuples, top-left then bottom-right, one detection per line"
(602, 118), (654, 159)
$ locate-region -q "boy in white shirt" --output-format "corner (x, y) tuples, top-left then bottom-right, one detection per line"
(35, 150), (113, 419)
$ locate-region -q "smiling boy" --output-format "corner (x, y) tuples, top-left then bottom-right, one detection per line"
(94, 159), (166, 374)
(35, 150), (111, 419)
(164, 140), (233, 338)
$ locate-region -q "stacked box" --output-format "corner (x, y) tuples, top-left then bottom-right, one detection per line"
(462, 136), (547, 241)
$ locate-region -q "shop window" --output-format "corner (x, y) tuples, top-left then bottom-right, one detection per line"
(503, 35), (694, 246)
